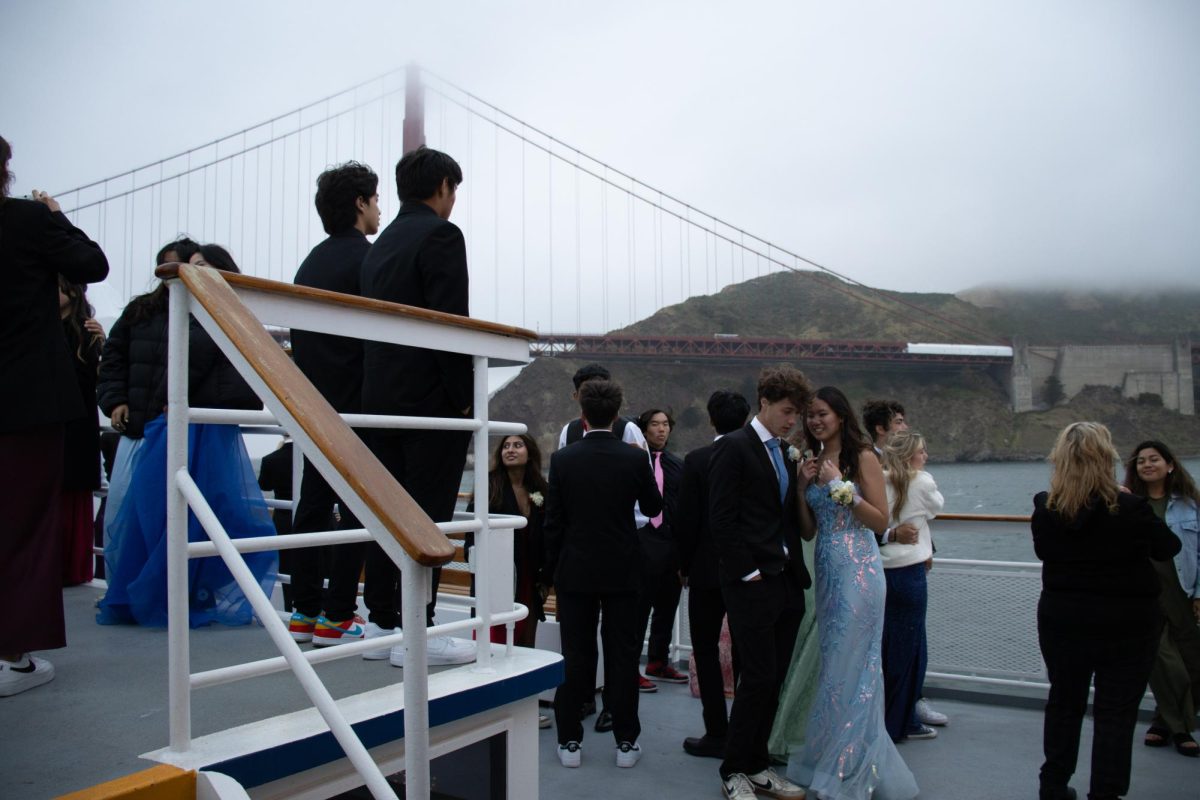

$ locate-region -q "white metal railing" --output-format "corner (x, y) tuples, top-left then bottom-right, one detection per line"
(162, 271), (534, 800)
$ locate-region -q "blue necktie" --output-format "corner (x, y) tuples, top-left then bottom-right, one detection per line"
(766, 438), (787, 503)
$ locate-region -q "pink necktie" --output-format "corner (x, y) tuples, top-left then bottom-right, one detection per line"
(650, 451), (664, 528)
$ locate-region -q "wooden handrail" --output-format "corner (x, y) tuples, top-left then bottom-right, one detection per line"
(167, 262), (455, 567)
(936, 513), (1031, 523)
(154, 263), (538, 341)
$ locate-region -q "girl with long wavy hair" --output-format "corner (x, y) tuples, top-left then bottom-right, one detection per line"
(1122, 440), (1200, 757)
(879, 430), (944, 743)
(57, 276), (105, 585)
(1032, 422), (1180, 800)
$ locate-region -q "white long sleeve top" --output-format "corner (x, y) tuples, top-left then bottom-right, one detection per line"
(881, 470), (944, 569)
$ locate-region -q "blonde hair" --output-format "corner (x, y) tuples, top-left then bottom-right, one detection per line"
(882, 430), (926, 521)
(1046, 422), (1121, 518)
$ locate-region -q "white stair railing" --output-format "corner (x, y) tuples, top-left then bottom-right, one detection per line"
(160, 264), (536, 799)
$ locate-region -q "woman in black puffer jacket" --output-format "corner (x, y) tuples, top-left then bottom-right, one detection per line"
(97, 240), (260, 557)
(98, 244), (274, 628)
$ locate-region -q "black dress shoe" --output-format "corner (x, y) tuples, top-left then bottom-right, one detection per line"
(580, 700), (596, 718)
(594, 708), (614, 732)
(682, 734), (726, 758)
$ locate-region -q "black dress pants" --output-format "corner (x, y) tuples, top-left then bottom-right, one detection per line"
(688, 582), (736, 738)
(290, 456), (365, 621)
(720, 571), (804, 779)
(1037, 594), (1161, 800)
(554, 589), (642, 746)
(635, 525), (683, 665)
(363, 427), (471, 629)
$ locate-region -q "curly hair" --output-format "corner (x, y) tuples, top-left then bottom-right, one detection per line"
(756, 365), (812, 408)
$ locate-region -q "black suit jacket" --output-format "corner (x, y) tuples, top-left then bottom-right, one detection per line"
(292, 231), (368, 413)
(708, 423), (811, 588)
(675, 442), (721, 589)
(543, 431), (664, 594)
(359, 202), (471, 417)
(0, 199), (108, 433)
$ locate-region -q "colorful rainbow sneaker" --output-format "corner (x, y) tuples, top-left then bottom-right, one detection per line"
(288, 612), (317, 643)
(312, 615), (366, 647)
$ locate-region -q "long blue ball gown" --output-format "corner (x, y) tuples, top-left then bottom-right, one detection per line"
(789, 482), (918, 800)
(98, 416), (278, 628)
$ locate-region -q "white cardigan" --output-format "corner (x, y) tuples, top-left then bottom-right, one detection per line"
(881, 470), (944, 570)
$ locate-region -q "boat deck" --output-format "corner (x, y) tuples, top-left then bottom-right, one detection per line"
(5, 582), (1197, 799)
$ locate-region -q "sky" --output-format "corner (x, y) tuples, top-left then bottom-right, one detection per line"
(3, 1), (1199, 329)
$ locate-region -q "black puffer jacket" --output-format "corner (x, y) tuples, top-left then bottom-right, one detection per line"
(97, 306), (260, 438)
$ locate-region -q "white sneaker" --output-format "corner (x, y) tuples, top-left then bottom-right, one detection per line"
(362, 622), (395, 661)
(557, 741), (582, 768)
(915, 698), (948, 726)
(389, 635), (476, 667)
(0, 655), (55, 697)
(615, 741), (642, 768)
(722, 773), (759, 800)
(747, 766), (807, 798)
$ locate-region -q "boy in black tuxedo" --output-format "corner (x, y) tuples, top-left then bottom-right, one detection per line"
(709, 366), (812, 800)
(544, 379), (663, 769)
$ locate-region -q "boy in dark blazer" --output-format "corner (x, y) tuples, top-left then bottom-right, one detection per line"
(544, 379), (663, 769)
(359, 146), (475, 666)
(709, 366), (812, 800)
(675, 389), (751, 759)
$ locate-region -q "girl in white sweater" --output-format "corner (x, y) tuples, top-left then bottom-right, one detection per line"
(880, 431), (945, 742)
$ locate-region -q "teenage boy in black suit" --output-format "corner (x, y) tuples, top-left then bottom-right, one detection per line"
(287, 161), (380, 648)
(676, 390), (751, 759)
(545, 379), (663, 770)
(359, 146), (475, 666)
(709, 366), (812, 800)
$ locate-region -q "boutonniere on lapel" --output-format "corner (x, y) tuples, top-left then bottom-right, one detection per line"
(787, 445), (806, 463)
(529, 491), (545, 508)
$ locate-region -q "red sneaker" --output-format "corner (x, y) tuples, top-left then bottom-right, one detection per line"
(645, 661), (689, 684)
(312, 615), (366, 646)
(638, 674), (658, 693)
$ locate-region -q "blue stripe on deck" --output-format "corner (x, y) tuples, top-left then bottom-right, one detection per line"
(202, 660), (563, 789)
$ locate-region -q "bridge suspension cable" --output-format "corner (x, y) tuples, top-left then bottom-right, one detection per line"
(54, 63), (998, 346)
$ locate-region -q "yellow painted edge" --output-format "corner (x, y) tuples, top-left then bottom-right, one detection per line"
(54, 764), (195, 800)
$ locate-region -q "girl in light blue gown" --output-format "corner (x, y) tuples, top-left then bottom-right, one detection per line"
(789, 387), (918, 800)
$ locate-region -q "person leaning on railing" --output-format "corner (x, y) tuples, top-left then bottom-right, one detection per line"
(0, 134), (109, 698)
(1122, 439), (1200, 758)
(1031, 422), (1181, 800)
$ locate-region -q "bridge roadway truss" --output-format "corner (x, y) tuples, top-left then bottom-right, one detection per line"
(531, 334), (1015, 366)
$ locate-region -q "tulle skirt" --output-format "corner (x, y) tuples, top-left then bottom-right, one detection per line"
(98, 416), (277, 628)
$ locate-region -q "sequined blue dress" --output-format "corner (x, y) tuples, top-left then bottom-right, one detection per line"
(789, 483), (918, 800)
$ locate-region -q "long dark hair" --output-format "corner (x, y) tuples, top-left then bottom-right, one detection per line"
(804, 385), (872, 483)
(124, 237), (201, 324)
(488, 434), (548, 509)
(1123, 439), (1200, 504)
(58, 274), (98, 361)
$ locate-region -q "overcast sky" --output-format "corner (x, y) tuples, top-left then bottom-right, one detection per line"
(4, 1), (1199, 324)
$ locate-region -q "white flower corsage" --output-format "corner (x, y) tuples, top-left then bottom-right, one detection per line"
(829, 480), (857, 507)
(529, 491), (545, 508)
(787, 445), (802, 462)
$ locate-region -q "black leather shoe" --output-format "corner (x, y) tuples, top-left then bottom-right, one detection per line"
(594, 708), (614, 732)
(682, 734), (726, 758)
(580, 700), (596, 718)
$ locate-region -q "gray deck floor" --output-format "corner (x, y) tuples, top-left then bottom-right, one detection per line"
(4, 584), (1197, 799)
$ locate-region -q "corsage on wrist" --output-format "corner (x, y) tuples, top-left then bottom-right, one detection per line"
(829, 479), (857, 507)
